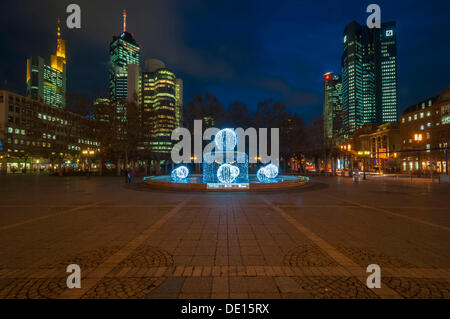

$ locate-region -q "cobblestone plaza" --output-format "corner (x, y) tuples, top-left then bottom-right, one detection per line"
(0, 175), (449, 299)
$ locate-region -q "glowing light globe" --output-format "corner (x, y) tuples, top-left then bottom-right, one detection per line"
(217, 163), (240, 184)
(215, 129), (237, 151)
(171, 166), (189, 180)
(256, 164), (279, 182)
(256, 167), (268, 182)
(264, 164), (279, 179)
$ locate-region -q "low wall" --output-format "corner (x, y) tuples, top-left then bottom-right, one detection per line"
(142, 176), (308, 192)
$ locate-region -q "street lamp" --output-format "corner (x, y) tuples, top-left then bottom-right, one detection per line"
(340, 144), (353, 176)
(357, 150), (370, 180)
(413, 133), (423, 176)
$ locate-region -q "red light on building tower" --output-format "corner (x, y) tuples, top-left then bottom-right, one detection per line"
(123, 9), (127, 32)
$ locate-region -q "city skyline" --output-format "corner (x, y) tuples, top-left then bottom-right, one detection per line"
(0, 1), (449, 305)
(0, 0), (449, 122)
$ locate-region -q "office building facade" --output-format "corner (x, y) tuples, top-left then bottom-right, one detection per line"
(26, 19), (66, 108)
(0, 90), (98, 173)
(399, 86), (450, 173)
(109, 11), (140, 101)
(323, 72), (343, 145)
(341, 21), (398, 137)
(130, 59), (183, 155)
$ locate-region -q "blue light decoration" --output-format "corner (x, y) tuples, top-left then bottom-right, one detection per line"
(215, 128), (237, 151)
(217, 163), (240, 184)
(171, 165), (189, 182)
(257, 163), (279, 182)
(202, 128), (249, 184)
(264, 164), (278, 179)
(256, 167), (268, 183)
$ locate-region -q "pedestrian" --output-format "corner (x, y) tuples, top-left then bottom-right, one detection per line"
(125, 168), (129, 184)
(128, 168), (133, 184)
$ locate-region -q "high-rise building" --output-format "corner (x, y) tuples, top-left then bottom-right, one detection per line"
(323, 72), (342, 145)
(134, 59), (182, 154)
(175, 78), (183, 129)
(341, 21), (398, 137)
(26, 19), (66, 108)
(375, 22), (398, 123)
(109, 10), (140, 101)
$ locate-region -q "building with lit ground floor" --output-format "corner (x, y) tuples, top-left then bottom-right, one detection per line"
(399, 86), (450, 174)
(350, 122), (401, 173)
(0, 90), (98, 174)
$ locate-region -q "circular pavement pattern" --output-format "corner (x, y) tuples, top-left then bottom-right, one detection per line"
(117, 245), (174, 268)
(82, 246), (174, 299)
(383, 277), (450, 299)
(81, 277), (166, 299)
(0, 278), (67, 299)
(39, 246), (122, 269)
(0, 245), (173, 298)
(292, 276), (379, 299)
(334, 245), (417, 268)
(284, 245), (339, 267)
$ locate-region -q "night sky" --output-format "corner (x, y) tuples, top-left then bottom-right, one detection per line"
(1, 0), (449, 122)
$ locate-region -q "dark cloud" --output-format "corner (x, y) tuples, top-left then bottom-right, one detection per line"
(0, 0), (449, 122)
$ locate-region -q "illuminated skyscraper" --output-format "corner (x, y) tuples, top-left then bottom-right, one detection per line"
(26, 19), (66, 108)
(341, 21), (398, 137)
(323, 72), (342, 145)
(135, 59), (182, 154)
(375, 22), (398, 123)
(175, 78), (183, 128)
(109, 10), (140, 101)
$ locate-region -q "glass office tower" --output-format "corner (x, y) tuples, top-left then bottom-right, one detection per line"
(26, 19), (66, 108)
(323, 72), (343, 145)
(341, 21), (398, 137)
(109, 11), (140, 101)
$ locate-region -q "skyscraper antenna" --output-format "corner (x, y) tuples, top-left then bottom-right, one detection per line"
(123, 10), (127, 32)
(57, 18), (61, 39)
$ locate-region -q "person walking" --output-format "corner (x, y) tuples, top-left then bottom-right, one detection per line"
(128, 168), (133, 184)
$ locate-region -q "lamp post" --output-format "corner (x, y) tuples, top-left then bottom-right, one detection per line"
(340, 144), (353, 176)
(357, 151), (370, 180)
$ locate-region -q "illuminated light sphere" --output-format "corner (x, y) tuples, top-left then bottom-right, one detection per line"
(257, 164), (279, 182)
(256, 167), (268, 182)
(264, 164), (279, 179)
(217, 163), (240, 184)
(215, 129), (237, 151)
(171, 166), (189, 180)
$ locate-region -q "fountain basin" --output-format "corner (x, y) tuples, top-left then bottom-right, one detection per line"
(142, 174), (309, 192)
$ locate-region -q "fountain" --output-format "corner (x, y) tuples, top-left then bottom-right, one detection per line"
(143, 128), (309, 192)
